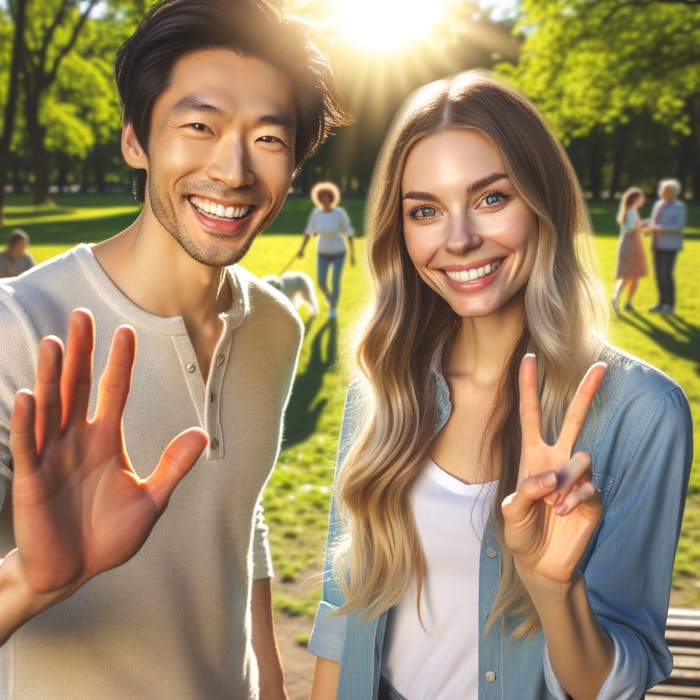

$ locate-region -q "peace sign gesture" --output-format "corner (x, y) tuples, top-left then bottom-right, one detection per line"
(502, 354), (607, 584)
(1, 309), (207, 641)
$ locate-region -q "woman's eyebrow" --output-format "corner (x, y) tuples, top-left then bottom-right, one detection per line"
(402, 172), (509, 202)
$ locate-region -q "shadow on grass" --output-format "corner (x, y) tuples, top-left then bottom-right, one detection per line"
(284, 317), (338, 446)
(618, 310), (700, 375)
(12, 212), (140, 245)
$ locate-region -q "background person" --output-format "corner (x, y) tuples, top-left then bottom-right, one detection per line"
(0, 229), (35, 278)
(611, 187), (651, 314)
(308, 72), (692, 699)
(648, 178), (687, 315)
(297, 181), (355, 319)
(0, 0), (349, 697)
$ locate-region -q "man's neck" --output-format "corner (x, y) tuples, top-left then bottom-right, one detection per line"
(92, 214), (234, 381)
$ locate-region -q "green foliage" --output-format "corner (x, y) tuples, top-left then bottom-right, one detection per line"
(500, 0), (700, 143)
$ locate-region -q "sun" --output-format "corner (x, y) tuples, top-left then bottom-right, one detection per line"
(329, 0), (453, 56)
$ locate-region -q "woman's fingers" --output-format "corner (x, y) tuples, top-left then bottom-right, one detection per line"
(556, 362), (607, 452)
(544, 451), (593, 508)
(93, 325), (137, 428)
(519, 354), (542, 451)
(60, 309), (95, 427)
(145, 428), (208, 512)
(502, 469), (558, 518)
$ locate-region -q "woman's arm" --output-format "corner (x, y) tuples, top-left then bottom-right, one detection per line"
(309, 657), (340, 700)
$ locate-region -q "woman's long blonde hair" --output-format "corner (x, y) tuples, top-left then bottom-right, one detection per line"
(334, 71), (608, 637)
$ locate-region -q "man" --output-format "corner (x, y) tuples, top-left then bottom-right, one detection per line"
(0, 229), (35, 277)
(0, 0), (348, 697)
(648, 178), (687, 315)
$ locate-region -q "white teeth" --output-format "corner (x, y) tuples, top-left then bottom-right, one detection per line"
(190, 196), (251, 220)
(445, 260), (501, 282)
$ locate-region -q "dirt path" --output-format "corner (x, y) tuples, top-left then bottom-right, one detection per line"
(275, 611), (315, 700)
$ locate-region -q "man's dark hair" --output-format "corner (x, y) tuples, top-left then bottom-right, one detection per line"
(115, 0), (350, 202)
(8, 229), (29, 249)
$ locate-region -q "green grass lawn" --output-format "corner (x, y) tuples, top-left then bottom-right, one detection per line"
(2, 193), (698, 616)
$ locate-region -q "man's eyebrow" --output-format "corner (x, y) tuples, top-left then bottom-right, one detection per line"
(171, 95), (294, 131)
(171, 95), (221, 113)
(402, 172), (509, 201)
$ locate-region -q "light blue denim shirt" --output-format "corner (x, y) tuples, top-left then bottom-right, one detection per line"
(309, 346), (693, 699)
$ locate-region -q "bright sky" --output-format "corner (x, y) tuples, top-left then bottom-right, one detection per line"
(325, 0), (520, 56)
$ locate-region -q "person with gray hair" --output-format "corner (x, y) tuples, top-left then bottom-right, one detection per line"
(648, 178), (686, 315)
(0, 229), (35, 278)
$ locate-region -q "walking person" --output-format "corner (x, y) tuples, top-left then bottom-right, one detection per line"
(308, 71), (692, 699)
(0, 0), (349, 697)
(297, 181), (355, 319)
(0, 228), (35, 278)
(648, 178), (686, 315)
(611, 187), (651, 314)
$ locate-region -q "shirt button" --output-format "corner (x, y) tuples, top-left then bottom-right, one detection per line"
(210, 392), (216, 402)
(484, 671), (496, 682)
(215, 354), (225, 368)
(186, 363), (196, 373)
(210, 437), (220, 450)
(486, 546), (498, 559)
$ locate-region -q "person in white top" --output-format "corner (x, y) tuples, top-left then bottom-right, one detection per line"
(611, 186), (652, 314)
(297, 181), (355, 319)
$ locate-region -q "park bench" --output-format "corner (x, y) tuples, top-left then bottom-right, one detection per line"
(646, 608), (700, 698)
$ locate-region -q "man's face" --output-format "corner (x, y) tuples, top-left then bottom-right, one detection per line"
(124, 49), (297, 267)
(9, 239), (26, 260)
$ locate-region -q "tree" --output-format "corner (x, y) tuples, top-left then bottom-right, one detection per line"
(0, 0), (26, 224)
(499, 0), (700, 198)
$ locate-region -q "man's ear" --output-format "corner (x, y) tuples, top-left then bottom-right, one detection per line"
(122, 122), (148, 169)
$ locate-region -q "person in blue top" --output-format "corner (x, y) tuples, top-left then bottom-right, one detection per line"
(648, 178), (687, 315)
(308, 71), (693, 700)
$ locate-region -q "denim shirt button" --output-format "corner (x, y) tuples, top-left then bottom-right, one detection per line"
(486, 546), (497, 559)
(485, 670), (497, 682)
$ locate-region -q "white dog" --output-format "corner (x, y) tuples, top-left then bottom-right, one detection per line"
(263, 271), (319, 317)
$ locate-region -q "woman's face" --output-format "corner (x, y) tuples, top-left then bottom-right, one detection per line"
(401, 128), (538, 319)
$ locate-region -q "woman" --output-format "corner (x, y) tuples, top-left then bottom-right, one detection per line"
(298, 181), (356, 319)
(611, 187), (650, 314)
(308, 72), (692, 699)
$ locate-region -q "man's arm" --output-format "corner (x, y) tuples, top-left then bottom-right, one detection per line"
(0, 308), (207, 644)
(251, 577), (288, 700)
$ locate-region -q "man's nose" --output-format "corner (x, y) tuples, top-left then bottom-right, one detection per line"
(207, 136), (255, 188)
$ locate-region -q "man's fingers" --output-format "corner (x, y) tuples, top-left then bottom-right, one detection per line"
(145, 428), (208, 512)
(33, 337), (65, 453)
(9, 390), (39, 476)
(60, 309), (95, 427)
(519, 353), (542, 450)
(557, 362), (607, 451)
(93, 326), (137, 427)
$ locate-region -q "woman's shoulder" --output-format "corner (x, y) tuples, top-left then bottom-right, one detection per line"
(593, 345), (690, 432)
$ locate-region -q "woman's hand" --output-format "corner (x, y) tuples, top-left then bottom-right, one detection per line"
(502, 354), (607, 584)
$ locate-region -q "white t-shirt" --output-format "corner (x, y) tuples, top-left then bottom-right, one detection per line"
(382, 459), (497, 699)
(304, 207), (354, 256)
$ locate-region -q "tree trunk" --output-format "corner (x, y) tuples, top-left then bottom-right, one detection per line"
(26, 109), (52, 205)
(0, 0), (28, 224)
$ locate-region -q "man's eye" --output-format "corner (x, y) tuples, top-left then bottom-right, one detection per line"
(188, 123), (210, 133)
(257, 135), (285, 145)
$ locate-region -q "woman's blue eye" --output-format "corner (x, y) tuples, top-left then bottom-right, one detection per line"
(412, 206), (437, 219)
(484, 192), (502, 206)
